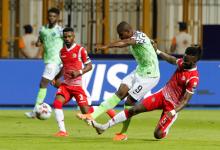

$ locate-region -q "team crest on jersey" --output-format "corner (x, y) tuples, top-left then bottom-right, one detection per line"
(72, 53), (77, 58)
(181, 76), (186, 81)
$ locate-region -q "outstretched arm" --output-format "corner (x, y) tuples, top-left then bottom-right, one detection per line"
(96, 38), (136, 50)
(156, 50), (177, 65)
(151, 41), (177, 65)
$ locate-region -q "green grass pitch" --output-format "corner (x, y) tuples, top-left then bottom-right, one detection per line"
(0, 109), (220, 150)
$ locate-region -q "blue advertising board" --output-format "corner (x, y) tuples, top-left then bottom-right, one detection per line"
(0, 59), (219, 106)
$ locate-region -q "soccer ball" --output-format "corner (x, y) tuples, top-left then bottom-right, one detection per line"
(34, 103), (52, 120)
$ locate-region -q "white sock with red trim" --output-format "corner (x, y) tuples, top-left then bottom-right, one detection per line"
(105, 110), (127, 129)
(54, 109), (66, 132)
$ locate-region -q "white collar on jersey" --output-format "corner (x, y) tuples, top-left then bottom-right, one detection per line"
(65, 43), (76, 51)
(184, 66), (197, 71)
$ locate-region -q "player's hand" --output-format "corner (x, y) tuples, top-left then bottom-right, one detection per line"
(50, 79), (62, 88)
(71, 70), (82, 78)
(95, 45), (108, 52)
(51, 79), (56, 86)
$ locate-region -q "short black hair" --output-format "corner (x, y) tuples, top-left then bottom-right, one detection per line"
(48, 7), (60, 15)
(185, 45), (203, 60)
(178, 22), (187, 31)
(117, 21), (132, 33)
(63, 27), (74, 33)
(23, 24), (33, 33)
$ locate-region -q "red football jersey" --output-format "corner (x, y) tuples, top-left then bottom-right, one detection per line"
(162, 58), (199, 106)
(60, 43), (91, 86)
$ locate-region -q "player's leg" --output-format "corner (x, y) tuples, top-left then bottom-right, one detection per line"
(24, 77), (50, 118)
(154, 112), (178, 139)
(53, 85), (70, 137)
(92, 90), (164, 138)
(113, 96), (135, 141)
(77, 71), (136, 120)
(92, 102), (147, 135)
(25, 63), (61, 118)
(51, 78), (62, 88)
(75, 86), (116, 119)
(76, 83), (128, 120)
(36, 77), (51, 105)
(114, 75), (159, 141)
(154, 101), (178, 139)
(83, 81), (116, 118)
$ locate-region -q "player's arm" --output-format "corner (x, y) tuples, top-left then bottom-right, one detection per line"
(96, 38), (136, 50)
(82, 62), (92, 75)
(152, 41), (177, 65)
(35, 36), (42, 47)
(167, 77), (198, 118)
(166, 91), (192, 118)
(175, 91), (192, 112)
(71, 62), (92, 78)
(156, 50), (177, 65)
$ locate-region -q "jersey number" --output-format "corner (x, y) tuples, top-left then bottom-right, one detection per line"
(133, 85), (143, 94)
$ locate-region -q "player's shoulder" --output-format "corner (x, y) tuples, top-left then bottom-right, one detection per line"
(132, 31), (150, 44)
(176, 58), (183, 68)
(133, 31), (148, 38)
(39, 25), (47, 33)
(55, 24), (63, 31)
(186, 67), (199, 83)
(60, 46), (66, 52)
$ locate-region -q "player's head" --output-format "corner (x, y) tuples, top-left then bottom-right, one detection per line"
(47, 7), (60, 25)
(117, 21), (133, 39)
(182, 45), (202, 69)
(23, 24), (33, 34)
(178, 22), (187, 31)
(63, 27), (75, 48)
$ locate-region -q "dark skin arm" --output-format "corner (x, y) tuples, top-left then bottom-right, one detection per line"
(167, 91), (192, 118)
(71, 62), (93, 78)
(35, 36), (42, 47)
(51, 62), (93, 87)
(96, 38), (136, 50)
(152, 41), (177, 65)
(157, 51), (177, 65)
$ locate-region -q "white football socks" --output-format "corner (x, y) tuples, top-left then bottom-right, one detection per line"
(54, 109), (66, 132)
(106, 110), (127, 128)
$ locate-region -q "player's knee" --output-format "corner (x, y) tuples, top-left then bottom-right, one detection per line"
(154, 130), (166, 139)
(53, 99), (63, 109)
(40, 78), (50, 88)
(127, 107), (138, 117)
(115, 91), (127, 99)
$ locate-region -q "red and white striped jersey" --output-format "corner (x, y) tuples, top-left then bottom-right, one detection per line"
(162, 58), (199, 106)
(60, 43), (91, 86)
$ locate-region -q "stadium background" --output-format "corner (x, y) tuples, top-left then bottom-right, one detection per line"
(0, 0), (220, 107)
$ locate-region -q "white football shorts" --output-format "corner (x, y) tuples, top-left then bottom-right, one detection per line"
(42, 63), (62, 80)
(122, 70), (160, 101)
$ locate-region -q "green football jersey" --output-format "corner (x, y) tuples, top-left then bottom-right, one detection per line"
(129, 31), (160, 77)
(39, 24), (63, 64)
